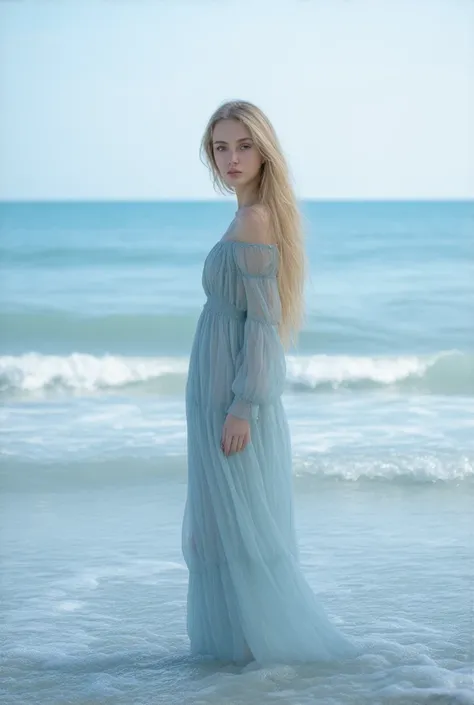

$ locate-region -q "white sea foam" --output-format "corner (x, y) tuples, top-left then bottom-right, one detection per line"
(0, 352), (189, 395)
(0, 349), (472, 397)
(286, 349), (473, 394)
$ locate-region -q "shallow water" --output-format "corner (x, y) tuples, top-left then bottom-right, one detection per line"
(1, 472), (473, 704)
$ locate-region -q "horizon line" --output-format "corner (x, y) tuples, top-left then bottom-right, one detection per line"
(0, 197), (472, 205)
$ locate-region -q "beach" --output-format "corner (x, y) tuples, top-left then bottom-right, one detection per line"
(1, 200), (473, 704)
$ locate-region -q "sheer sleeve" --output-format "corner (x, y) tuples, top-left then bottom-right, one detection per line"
(226, 243), (287, 422)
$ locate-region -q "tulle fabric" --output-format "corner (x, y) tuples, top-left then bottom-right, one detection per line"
(182, 239), (357, 665)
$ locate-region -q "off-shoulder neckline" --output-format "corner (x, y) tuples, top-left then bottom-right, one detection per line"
(219, 239), (278, 250)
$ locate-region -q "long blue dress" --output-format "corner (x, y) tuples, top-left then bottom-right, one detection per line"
(182, 229), (357, 665)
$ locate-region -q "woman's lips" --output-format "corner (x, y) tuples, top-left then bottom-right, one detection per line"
(228, 171), (242, 176)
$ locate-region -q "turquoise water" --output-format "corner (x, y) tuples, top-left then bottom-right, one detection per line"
(1, 201), (473, 358)
(1, 201), (473, 703)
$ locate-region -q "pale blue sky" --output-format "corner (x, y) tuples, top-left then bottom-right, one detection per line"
(0, 0), (472, 201)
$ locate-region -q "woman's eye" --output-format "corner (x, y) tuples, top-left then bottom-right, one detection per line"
(215, 144), (251, 152)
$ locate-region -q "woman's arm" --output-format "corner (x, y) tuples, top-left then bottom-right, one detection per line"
(226, 209), (287, 423)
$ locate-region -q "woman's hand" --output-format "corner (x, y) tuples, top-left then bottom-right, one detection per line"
(221, 414), (250, 456)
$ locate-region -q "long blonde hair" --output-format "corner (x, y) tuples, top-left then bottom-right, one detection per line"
(200, 99), (307, 349)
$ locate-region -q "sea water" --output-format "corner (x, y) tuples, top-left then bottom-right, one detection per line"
(1, 200), (473, 704)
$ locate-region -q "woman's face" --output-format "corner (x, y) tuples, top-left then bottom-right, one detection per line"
(212, 119), (264, 189)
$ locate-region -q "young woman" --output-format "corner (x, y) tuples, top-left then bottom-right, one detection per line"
(182, 100), (358, 665)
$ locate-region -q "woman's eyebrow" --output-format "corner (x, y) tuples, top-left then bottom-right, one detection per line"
(213, 137), (253, 145)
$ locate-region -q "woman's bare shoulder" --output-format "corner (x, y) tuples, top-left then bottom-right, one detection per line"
(234, 204), (274, 246)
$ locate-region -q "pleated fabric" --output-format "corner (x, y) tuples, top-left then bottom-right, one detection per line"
(182, 237), (358, 665)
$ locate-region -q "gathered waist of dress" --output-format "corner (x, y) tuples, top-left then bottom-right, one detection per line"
(202, 296), (246, 320)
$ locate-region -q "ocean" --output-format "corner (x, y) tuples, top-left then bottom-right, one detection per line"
(1, 200), (473, 704)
